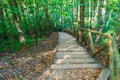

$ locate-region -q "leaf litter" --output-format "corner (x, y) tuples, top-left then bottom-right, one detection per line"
(0, 32), (58, 80)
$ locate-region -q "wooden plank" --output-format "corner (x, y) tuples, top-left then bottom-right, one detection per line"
(51, 64), (102, 69)
(55, 52), (88, 55)
(97, 68), (110, 80)
(58, 45), (82, 48)
(54, 59), (98, 64)
(57, 45), (85, 50)
(57, 49), (87, 52)
(54, 53), (91, 59)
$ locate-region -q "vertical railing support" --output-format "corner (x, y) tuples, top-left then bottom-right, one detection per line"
(88, 32), (95, 54)
(110, 39), (114, 80)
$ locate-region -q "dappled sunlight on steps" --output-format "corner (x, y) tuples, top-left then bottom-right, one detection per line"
(47, 32), (110, 80)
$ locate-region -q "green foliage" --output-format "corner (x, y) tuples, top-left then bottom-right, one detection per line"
(0, 0), (120, 53)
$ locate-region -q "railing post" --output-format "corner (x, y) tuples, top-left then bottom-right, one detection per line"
(76, 30), (78, 41)
(78, 30), (81, 42)
(109, 39), (114, 80)
(89, 32), (95, 54)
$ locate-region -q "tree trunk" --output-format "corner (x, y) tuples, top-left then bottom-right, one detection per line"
(13, 0), (21, 20)
(77, 0), (80, 26)
(72, 0), (74, 27)
(106, 11), (113, 28)
(45, 0), (50, 36)
(93, 0), (100, 28)
(80, 0), (84, 29)
(60, 0), (63, 27)
(95, 0), (106, 42)
(0, 1), (6, 40)
(35, 0), (40, 45)
(19, 0), (29, 35)
(80, 0), (85, 44)
(88, 1), (92, 29)
(8, 0), (25, 42)
(0, 1), (3, 20)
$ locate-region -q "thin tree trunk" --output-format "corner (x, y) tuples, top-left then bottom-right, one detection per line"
(80, 0), (84, 29)
(101, 0), (106, 25)
(93, 0), (100, 28)
(78, 0), (80, 25)
(0, 1), (3, 20)
(95, 0), (107, 41)
(8, 0), (25, 42)
(0, 0), (6, 40)
(12, 0), (21, 21)
(72, 0), (74, 27)
(96, 0), (101, 29)
(76, 0), (78, 22)
(60, 0), (63, 27)
(88, 1), (92, 29)
(28, 0), (35, 38)
(35, 0), (40, 45)
(55, 0), (57, 28)
(80, 0), (85, 44)
(45, 0), (50, 35)
(19, 1), (29, 35)
(106, 11), (113, 29)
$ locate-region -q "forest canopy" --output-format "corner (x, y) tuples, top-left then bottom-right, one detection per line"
(0, 0), (120, 52)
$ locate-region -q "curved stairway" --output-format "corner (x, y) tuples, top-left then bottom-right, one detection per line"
(47, 32), (110, 80)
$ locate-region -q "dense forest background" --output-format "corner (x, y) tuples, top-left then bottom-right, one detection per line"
(0, 0), (120, 52)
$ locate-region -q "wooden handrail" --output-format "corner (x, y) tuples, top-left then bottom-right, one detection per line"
(80, 28), (112, 39)
(79, 28), (111, 56)
(66, 27), (120, 80)
(110, 38), (120, 80)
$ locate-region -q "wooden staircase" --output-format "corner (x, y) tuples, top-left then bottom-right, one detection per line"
(47, 32), (110, 80)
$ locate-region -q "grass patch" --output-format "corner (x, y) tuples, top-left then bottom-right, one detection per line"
(0, 38), (43, 53)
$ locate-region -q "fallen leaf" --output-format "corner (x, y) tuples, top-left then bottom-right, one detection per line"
(0, 65), (2, 69)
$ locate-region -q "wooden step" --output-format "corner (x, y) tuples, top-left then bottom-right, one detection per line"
(57, 48), (87, 52)
(51, 64), (102, 69)
(55, 53), (91, 59)
(54, 59), (98, 64)
(58, 39), (77, 43)
(58, 44), (81, 47)
(57, 45), (83, 49)
(55, 52), (88, 55)
(97, 68), (110, 80)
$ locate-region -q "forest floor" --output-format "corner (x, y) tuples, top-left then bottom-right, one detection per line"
(0, 32), (58, 80)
